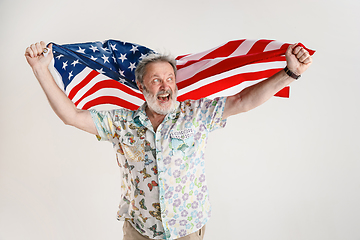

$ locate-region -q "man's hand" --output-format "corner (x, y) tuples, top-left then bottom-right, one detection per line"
(24, 41), (98, 136)
(25, 41), (53, 70)
(223, 43), (313, 119)
(285, 43), (313, 76)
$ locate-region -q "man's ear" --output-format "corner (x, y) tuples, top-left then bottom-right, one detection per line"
(136, 81), (144, 92)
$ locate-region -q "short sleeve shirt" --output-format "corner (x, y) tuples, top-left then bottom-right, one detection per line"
(90, 97), (227, 240)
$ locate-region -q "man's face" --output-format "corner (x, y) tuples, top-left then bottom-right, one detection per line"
(139, 61), (178, 115)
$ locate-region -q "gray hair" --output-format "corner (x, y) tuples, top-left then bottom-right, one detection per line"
(135, 53), (177, 86)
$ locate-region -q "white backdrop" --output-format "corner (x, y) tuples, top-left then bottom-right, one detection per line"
(1, 0), (359, 239)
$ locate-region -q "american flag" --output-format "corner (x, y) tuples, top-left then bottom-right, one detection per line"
(50, 39), (315, 110)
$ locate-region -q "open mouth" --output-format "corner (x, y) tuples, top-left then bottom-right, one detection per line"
(157, 93), (170, 102)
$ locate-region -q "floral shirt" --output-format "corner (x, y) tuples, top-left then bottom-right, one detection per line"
(90, 97), (227, 239)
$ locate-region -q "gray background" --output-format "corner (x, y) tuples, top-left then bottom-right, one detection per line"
(1, 0), (359, 239)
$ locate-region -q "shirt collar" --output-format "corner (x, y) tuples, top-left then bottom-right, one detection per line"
(134, 101), (180, 125)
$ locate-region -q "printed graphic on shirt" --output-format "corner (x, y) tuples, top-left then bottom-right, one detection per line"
(122, 138), (145, 162)
(149, 203), (162, 221)
(149, 224), (164, 238)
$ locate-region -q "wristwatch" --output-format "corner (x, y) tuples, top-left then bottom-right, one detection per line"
(284, 66), (301, 80)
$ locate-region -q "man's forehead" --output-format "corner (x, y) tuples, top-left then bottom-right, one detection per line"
(145, 61), (175, 76)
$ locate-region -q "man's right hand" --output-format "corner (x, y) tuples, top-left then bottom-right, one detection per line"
(24, 41), (98, 136)
(25, 41), (53, 70)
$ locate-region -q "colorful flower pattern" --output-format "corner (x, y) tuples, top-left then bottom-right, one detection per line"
(90, 97), (226, 239)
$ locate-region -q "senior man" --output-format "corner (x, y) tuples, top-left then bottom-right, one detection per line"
(25, 41), (312, 240)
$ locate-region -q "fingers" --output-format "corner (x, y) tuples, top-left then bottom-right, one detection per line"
(25, 41), (48, 58)
(292, 44), (312, 65)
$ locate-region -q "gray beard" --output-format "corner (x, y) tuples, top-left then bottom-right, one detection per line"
(142, 86), (178, 115)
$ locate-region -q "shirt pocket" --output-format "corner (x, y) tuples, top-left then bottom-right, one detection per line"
(121, 132), (145, 163)
(170, 129), (195, 156)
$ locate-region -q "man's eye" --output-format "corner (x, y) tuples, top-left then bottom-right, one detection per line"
(167, 77), (173, 81)
(153, 79), (159, 83)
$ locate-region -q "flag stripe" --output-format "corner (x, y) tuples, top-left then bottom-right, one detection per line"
(177, 61), (287, 94)
(82, 96), (140, 110)
(68, 69), (100, 100)
(74, 79), (145, 107)
(176, 56), (287, 90)
(198, 40), (246, 60)
(177, 68), (284, 101)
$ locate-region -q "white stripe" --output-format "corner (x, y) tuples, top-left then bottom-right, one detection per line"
(229, 39), (257, 57)
(69, 72), (111, 103)
(65, 67), (93, 95)
(49, 59), (65, 92)
(89, 103), (129, 111)
(76, 88), (144, 109)
(176, 58), (225, 83)
(264, 41), (285, 52)
(68, 70), (142, 103)
(205, 79), (265, 99)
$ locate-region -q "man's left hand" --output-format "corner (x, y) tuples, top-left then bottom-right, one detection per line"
(285, 44), (313, 76)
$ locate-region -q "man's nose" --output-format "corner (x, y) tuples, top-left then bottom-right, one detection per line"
(160, 79), (170, 90)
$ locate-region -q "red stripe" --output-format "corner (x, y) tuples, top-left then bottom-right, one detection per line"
(74, 79), (145, 106)
(274, 86), (290, 98)
(199, 40), (246, 60)
(175, 53), (190, 60)
(82, 96), (140, 110)
(177, 68), (283, 101)
(68, 70), (100, 100)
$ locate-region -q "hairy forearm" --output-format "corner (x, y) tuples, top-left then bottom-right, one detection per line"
(32, 66), (79, 125)
(238, 70), (294, 112)
(223, 69), (295, 118)
(222, 43), (313, 119)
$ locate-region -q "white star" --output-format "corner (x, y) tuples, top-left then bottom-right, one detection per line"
(119, 78), (126, 84)
(76, 47), (85, 54)
(101, 54), (109, 64)
(68, 71), (73, 80)
(89, 45), (99, 52)
(128, 62), (136, 71)
(90, 56), (97, 61)
(56, 54), (64, 60)
(62, 61), (68, 70)
(110, 43), (117, 51)
(96, 68), (105, 74)
(112, 56), (116, 62)
(71, 59), (79, 67)
(118, 53), (127, 62)
(130, 45), (138, 54)
(139, 53), (147, 60)
(119, 69), (125, 77)
(101, 47), (109, 52)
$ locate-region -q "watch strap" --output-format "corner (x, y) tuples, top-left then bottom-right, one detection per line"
(284, 66), (301, 80)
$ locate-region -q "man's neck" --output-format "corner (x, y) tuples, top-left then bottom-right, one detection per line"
(145, 107), (166, 132)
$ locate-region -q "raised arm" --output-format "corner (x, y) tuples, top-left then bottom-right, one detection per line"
(25, 41), (98, 135)
(222, 43), (313, 119)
